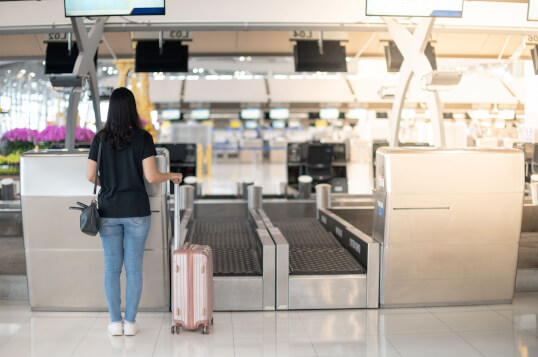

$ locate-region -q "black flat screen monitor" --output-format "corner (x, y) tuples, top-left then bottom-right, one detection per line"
(532, 45), (538, 75)
(366, 0), (463, 17)
(45, 42), (97, 74)
(156, 144), (186, 164)
(307, 144), (333, 167)
(135, 41), (188, 73)
(294, 41), (347, 73)
(65, 0), (165, 17)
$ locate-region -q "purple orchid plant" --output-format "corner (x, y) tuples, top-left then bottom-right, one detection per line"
(1, 128), (39, 143)
(35, 125), (95, 143)
(1, 128), (39, 153)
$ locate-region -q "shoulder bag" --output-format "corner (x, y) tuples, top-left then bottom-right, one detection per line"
(69, 142), (102, 236)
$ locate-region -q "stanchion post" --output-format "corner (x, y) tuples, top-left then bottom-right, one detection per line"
(179, 185), (195, 211)
(173, 183), (181, 251)
(315, 184), (331, 218)
(196, 144), (203, 181)
(248, 185), (263, 210)
(205, 145), (212, 177)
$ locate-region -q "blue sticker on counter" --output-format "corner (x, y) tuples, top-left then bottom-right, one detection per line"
(378, 206), (384, 217)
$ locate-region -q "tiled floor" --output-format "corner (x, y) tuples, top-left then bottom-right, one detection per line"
(1, 293), (538, 356)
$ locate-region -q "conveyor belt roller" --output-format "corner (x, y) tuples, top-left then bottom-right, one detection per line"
(188, 218), (262, 276)
(273, 218), (364, 275)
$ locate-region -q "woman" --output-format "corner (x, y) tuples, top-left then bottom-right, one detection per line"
(87, 87), (182, 336)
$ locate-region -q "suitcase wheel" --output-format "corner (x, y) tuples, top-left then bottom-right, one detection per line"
(171, 325), (179, 334)
(202, 325), (209, 334)
(211, 317), (214, 325)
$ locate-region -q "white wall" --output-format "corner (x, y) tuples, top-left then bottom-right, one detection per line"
(2, 1), (538, 32)
(0, 0), (364, 29)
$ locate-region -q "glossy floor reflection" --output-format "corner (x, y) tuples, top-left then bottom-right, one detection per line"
(1, 293), (538, 356)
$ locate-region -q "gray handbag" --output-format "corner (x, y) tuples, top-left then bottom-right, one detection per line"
(69, 142), (101, 236)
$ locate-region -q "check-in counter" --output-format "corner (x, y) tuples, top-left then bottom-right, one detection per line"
(373, 148), (524, 307)
(21, 149), (170, 311)
(240, 138), (263, 163)
(517, 203), (538, 291)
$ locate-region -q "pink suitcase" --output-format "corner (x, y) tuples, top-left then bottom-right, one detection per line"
(171, 242), (214, 334)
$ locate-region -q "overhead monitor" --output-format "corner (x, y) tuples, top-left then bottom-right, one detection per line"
(65, 0), (165, 17)
(135, 41), (188, 73)
(348, 108), (367, 120)
(269, 107), (290, 120)
(384, 41), (436, 72)
(45, 43), (97, 74)
(319, 107), (340, 120)
(244, 121), (259, 130)
(241, 108), (262, 120)
(191, 108), (210, 120)
(531, 45), (538, 75)
(530, 0), (538, 21)
(294, 40), (347, 72)
(288, 120), (301, 128)
(366, 0), (463, 17)
(272, 120), (286, 129)
(160, 109), (181, 121)
(499, 109), (516, 120)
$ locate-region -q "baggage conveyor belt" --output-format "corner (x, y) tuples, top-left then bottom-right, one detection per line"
(271, 218), (364, 275)
(187, 219), (263, 276)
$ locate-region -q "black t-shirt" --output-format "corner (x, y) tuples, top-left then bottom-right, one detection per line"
(88, 129), (157, 218)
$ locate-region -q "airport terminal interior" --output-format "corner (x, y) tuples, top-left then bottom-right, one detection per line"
(3, 0), (538, 356)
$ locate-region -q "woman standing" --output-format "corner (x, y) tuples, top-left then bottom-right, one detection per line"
(87, 87), (182, 336)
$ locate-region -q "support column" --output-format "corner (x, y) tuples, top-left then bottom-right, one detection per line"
(384, 17), (445, 147)
(66, 17), (107, 149)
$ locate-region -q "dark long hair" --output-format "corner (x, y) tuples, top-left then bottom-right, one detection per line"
(98, 87), (142, 150)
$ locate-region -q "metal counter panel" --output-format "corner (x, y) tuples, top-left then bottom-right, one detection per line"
(214, 276), (263, 311)
(376, 148), (524, 307)
(378, 147), (524, 194)
(26, 249), (169, 311)
(21, 196), (166, 251)
(289, 275), (366, 310)
(386, 193), (523, 246)
(21, 149), (168, 197)
(21, 150), (171, 311)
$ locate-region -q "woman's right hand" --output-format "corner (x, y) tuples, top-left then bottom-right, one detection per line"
(170, 173), (183, 185)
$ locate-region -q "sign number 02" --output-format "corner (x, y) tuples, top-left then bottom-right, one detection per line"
(47, 33), (68, 41)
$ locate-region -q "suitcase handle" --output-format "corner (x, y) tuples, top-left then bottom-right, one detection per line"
(173, 183), (181, 251)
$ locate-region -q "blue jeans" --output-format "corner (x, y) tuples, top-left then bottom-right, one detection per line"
(99, 216), (151, 323)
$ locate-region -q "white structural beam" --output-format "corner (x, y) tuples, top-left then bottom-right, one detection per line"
(384, 17), (445, 147)
(65, 17), (107, 150)
(2, 1), (538, 34)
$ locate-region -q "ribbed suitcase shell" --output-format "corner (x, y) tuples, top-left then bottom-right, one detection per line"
(171, 243), (214, 332)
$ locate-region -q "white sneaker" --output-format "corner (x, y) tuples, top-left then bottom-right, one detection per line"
(124, 322), (139, 336)
(107, 322), (123, 336)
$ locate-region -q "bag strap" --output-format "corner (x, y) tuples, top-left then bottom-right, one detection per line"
(93, 141), (102, 196)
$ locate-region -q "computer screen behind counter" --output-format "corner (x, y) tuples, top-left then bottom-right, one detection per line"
(307, 144), (333, 166)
